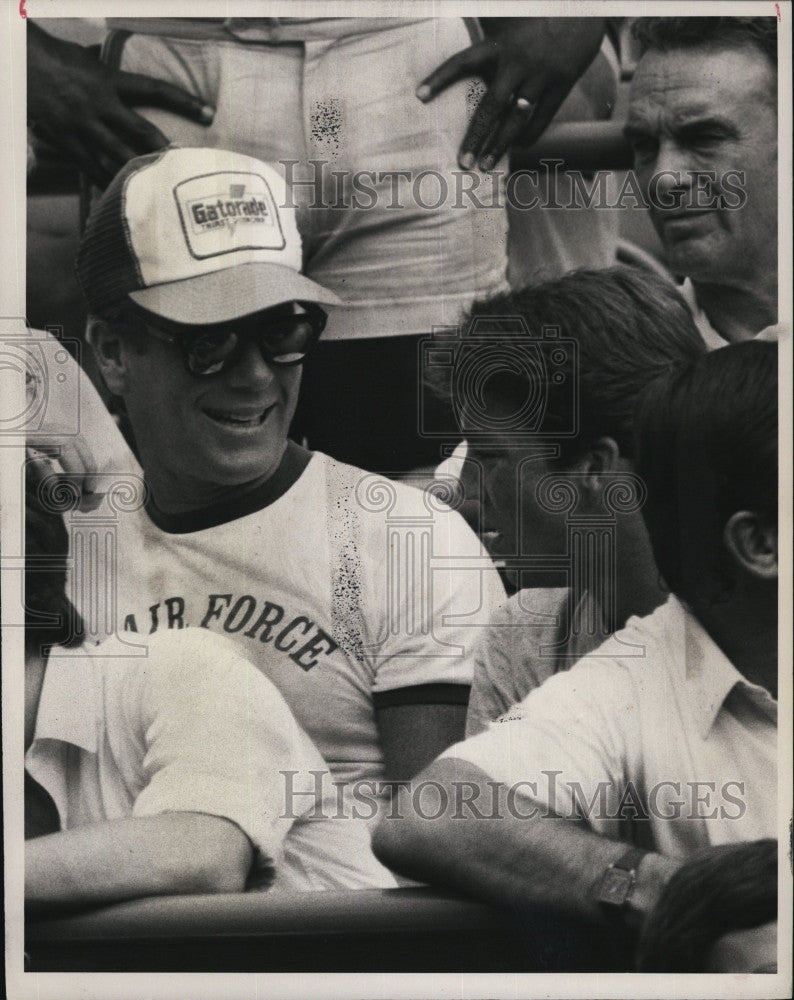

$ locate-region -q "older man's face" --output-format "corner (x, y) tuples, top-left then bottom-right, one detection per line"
(626, 45), (777, 287)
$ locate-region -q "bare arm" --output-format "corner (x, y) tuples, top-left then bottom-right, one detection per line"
(26, 812), (253, 911)
(376, 701), (468, 783)
(373, 757), (679, 930)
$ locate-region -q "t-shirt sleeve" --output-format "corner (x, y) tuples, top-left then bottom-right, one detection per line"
(443, 657), (641, 835)
(370, 502), (506, 695)
(129, 630), (327, 873)
(465, 589), (569, 737)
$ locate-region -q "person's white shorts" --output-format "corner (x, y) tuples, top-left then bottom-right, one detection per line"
(104, 18), (510, 340)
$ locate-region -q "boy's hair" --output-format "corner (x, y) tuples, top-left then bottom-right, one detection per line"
(25, 462), (84, 655)
(632, 17), (777, 68)
(635, 341), (777, 599)
(637, 838), (777, 972)
(427, 266), (707, 464)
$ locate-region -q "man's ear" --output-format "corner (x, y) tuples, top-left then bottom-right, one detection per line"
(723, 511), (778, 580)
(86, 318), (129, 396)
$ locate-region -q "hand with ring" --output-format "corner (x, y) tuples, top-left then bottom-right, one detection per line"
(417, 17), (607, 171)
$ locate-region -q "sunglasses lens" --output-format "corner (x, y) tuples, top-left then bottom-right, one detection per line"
(263, 316), (319, 365)
(186, 331), (239, 375)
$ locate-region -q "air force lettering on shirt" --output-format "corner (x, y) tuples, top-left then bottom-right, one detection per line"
(122, 593), (340, 672)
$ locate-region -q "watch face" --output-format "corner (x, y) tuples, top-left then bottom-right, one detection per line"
(598, 867), (635, 906)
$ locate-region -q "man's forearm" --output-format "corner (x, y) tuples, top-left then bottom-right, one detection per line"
(373, 758), (680, 930)
(26, 812), (253, 910)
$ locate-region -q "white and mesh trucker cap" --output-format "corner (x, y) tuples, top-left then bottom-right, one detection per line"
(76, 146), (340, 324)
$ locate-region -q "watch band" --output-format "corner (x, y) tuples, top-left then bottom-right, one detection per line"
(597, 846), (647, 911)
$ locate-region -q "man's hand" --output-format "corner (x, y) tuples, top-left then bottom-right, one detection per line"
(27, 21), (214, 187)
(27, 446), (104, 513)
(417, 18), (606, 171)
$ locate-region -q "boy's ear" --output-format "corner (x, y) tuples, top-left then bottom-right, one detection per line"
(723, 511), (778, 580)
(574, 436), (622, 491)
(86, 318), (129, 396)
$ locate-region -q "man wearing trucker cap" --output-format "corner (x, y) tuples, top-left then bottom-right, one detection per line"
(60, 146), (503, 807)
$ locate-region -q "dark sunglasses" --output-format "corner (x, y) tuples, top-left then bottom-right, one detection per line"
(132, 303), (327, 376)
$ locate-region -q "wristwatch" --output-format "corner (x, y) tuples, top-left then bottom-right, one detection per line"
(597, 846), (647, 911)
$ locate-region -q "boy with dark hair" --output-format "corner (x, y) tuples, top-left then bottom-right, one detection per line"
(431, 266), (708, 733)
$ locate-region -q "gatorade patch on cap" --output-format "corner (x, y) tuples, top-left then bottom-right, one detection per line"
(174, 171), (286, 259)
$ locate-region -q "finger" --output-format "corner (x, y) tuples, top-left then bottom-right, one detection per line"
(83, 118), (140, 170)
(102, 105), (171, 154)
(58, 134), (114, 187)
(33, 440), (83, 480)
(416, 41), (495, 101)
(68, 435), (104, 503)
(116, 71), (215, 124)
(78, 487), (105, 513)
(479, 77), (545, 169)
(479, 107), (537, 172)
(514, 85), (571, 150)
(26, 449), (62, 486)
(33, 437), (103, 507)
(459, 67), (524, 168)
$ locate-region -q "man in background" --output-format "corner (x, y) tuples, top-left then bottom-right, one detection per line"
(625, 17), (779, 345)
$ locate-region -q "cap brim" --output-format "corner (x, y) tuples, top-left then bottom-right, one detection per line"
(128, 261), (341, 324)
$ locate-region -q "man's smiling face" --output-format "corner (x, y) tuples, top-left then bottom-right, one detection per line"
(625, 45), (777, 288)
(119, 305), (303, 507)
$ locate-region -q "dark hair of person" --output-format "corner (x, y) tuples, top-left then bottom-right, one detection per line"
(634, 341), (777, 601)
(637, 838), (777, 972)
(632, 17), (777, 68)
(426, 266), (707, 465)
(25, 462), (84, 655)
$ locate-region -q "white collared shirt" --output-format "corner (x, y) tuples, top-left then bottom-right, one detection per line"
(25, 629), (394, 890)
(444, 595), (777, 855)
(679, 278), (783, 349)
